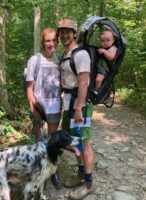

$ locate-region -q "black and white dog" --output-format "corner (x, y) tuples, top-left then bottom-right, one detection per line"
(0, 130), (79, 200)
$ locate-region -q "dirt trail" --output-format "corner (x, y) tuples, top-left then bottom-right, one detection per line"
(11, 103), (146, 200)
(45, 103), (146, 200)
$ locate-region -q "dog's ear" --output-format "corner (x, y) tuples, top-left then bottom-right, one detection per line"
(46, 143), (59, 164)
(46, 132), (63, 164)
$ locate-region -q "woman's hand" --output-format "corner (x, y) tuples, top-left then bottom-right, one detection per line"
(32, 108), (41, 121)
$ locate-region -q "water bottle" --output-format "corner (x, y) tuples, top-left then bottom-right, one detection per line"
(73, 126), (84, 153)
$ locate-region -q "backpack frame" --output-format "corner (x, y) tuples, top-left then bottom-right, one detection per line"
(63, 16), (126, 108)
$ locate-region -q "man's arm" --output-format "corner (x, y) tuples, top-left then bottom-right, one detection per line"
(74, 72), (90, 123)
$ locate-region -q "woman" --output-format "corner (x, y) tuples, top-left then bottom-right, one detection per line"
(26, 28), (62, 189)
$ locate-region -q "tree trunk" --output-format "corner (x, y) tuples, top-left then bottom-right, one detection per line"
(55, 0), (60, 26)
(99, 0), (105, 17)
(0, 6), (10, 111)
(34, 5), (41, 53)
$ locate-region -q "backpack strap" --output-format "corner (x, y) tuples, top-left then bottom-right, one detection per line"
(63, 87), (78, 118)
(70, 47), (84, 76)
(61, 48), (90, 122)
(34, 52), (62, 82)
(34, 53), (41, 82)
(60, 57), (71, 64)
(60, 49), (81, 119)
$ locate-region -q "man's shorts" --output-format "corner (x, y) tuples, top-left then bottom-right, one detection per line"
(62, 103), (93, 139)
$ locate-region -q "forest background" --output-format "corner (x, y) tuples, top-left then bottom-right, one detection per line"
(0, 0), (146, 144)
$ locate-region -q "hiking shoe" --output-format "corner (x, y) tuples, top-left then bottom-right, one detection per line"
(64, 172), (84, 188)
(51, 171), (63, 190)
(68, 182), (93, 200)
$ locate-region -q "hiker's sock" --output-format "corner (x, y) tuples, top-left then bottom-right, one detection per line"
(84, 173), (92, 183)
(78, 165), (84, 173)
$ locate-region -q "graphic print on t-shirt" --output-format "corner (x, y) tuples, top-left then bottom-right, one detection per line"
(42, 66), (60, 99)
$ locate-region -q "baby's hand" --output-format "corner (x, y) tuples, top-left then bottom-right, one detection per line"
(97, 48), (106, 54)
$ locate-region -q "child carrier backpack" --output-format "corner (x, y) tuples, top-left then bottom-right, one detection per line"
(63, 16), (126, 108)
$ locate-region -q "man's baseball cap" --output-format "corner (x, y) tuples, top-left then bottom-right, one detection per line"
(58, 19), (77, 32)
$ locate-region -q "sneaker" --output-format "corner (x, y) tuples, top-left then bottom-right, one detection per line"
(68, 182), (93, 200)
(51, 171), (63, 190)
(64, 172), (84, 188)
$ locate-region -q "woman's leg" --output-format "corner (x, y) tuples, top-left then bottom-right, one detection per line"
(47, 113), (62, 189)
(47, 123), (60, 136)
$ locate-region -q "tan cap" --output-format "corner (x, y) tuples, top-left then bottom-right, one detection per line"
(58, 19), (77, 32)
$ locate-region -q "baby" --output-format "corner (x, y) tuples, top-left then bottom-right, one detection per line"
(95, 29), (117, 89)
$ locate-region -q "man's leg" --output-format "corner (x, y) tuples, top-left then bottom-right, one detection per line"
(83, 139), (94, 173)
(62, 111), (85, 187)
(64, 155), (85, 188)
(64, 103), (94, 191)
(68, 139), (94, 200)
(67, 103), (94, 199)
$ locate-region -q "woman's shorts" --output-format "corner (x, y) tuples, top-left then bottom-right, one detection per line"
(46, 112), (61, 124)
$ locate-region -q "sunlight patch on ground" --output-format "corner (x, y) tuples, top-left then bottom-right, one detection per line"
(104, 135), (131, 144)
(138, 148), (146, 155)
(92, 111), (118, 126)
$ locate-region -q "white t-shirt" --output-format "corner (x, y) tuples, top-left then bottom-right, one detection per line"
(108, 46), (117, 52)
(61, 48), (91, 110)
(26, 53), (61, 114)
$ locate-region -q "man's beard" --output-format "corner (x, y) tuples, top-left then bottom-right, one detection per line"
(63, 37), (74, 47)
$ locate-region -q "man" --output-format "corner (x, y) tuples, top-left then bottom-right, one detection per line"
(26, 28), (62, 189)
(57, 19), (94, 199)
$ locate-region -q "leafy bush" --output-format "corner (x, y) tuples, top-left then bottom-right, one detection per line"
(117, 88), (146, 117)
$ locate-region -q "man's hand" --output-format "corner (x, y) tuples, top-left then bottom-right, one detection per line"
(74, 109), (84, 124)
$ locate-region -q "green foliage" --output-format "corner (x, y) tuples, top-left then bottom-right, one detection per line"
(117, 88), (146, 116)
(0, 122), (16, 136)
(0, 106), (6, 119)
(0, 129), (30, 147)
(0, 106), (31, 147)
(2, 0), (146, 119)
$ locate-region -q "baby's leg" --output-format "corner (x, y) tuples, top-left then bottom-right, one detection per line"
(95, 73), (105, 89)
